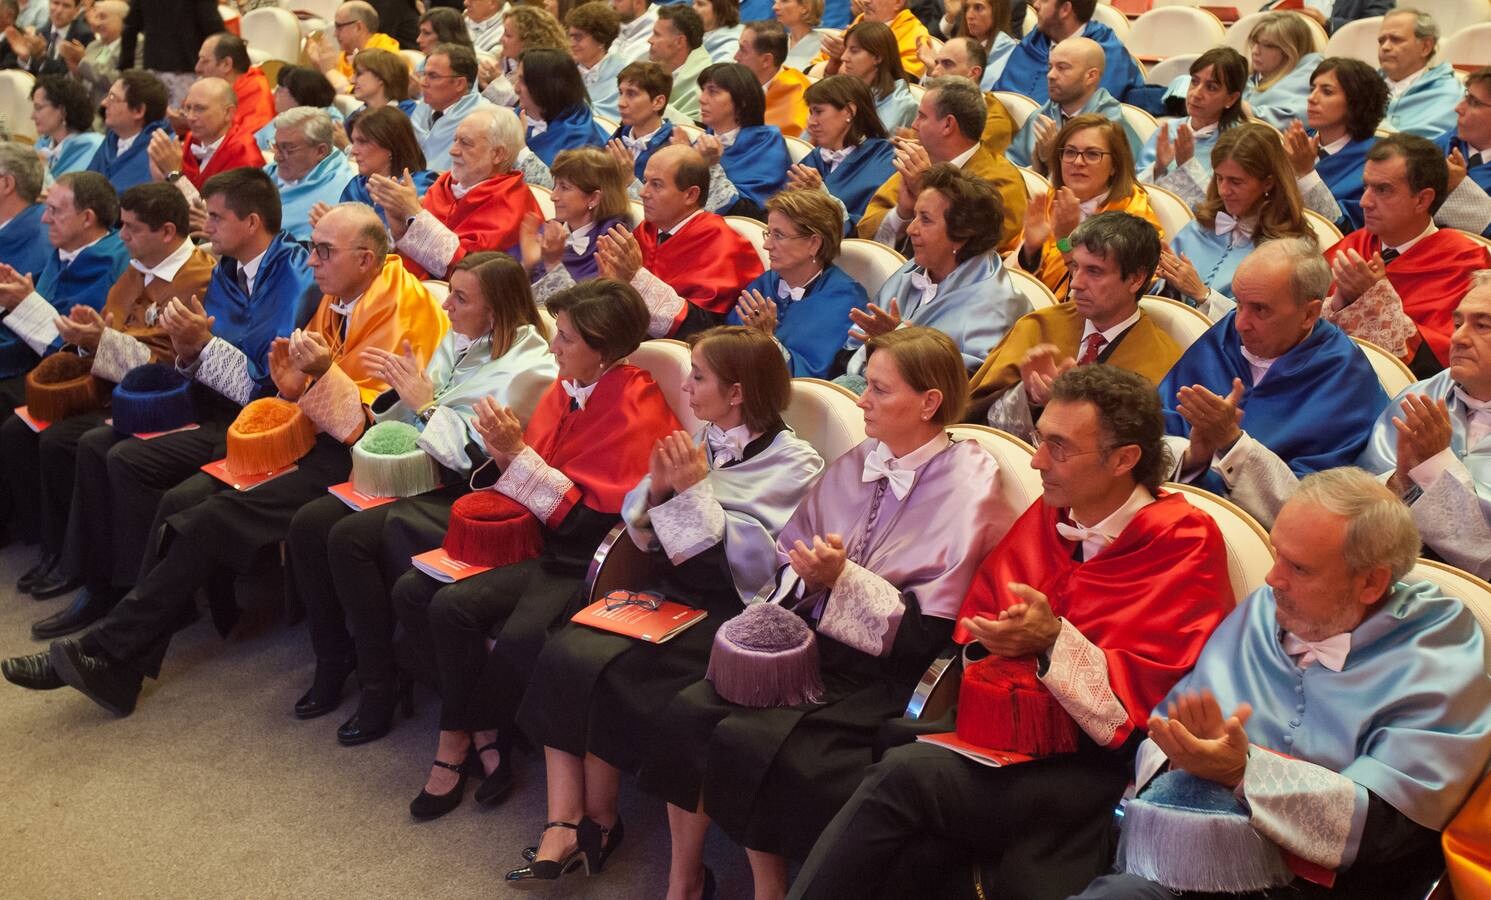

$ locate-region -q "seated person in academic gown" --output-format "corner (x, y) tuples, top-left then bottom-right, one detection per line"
(789, 365), (1234, 900)
(641, 327), (1012, 900)
(1006, 38), (1138, 171)
(861, 76), (1026, 253)
(30, 77), (104, 178)
(322, 1), (401, 90)
(1014, 115), (1162, 302)
(146, 77), (266, 193)
(195, 33), (275, 137)
(0, 185), (213, 611)
(915, 36), (1017, 160)
(31, 169), (317, 647)
(348, 47), (420, 118)
(589, 145), (765, 339)
(1321, 135), (1491, 378)
(0, 143), (52, 279)
(1431, 68), (1491, 239)
(1377, 10), (1460, 139)
(1238, 13), (1321, 132)
(1358, 281), (1491, 580)
(516, 49), (610, 168)
(284, 253), (556, 744)
(1135, 48), (1246, 205)
(730, 189), (870, 378)
(1075, 470), (1491, 900)
(2, 203), (445, 718)
(737, 21), (810, 138)
(808, 0), (929, 78)
(389, 279), (679, 821)
(1154, 123), (1313, 321)
(820, 22), (918, 133)
(679, 62), (790, 220)
(1284, 57), (1389, 233)
(1162, 238), (1388, 528)
(700, 0), (744, 64)
(651, 5), (714, 121)
(411, 45), (497, 172)
(331, 107), (438, 230)
(842, 164), (1028, 384)
(604, 61), (677, 182)
(265, 108), (359, 242)
(929, 2), (1018, 90)
(993, 0), (1142, 105)
(87, 72), (175, 194)
(513, 327), (825, 882)
(784, 75), (896, 233)
(525, 148), (636, 300)
(567, 2), (627, 120)
(970, 211), (1181, 440)
(374, 107), (542, 281)
(252, 64), (347, 153)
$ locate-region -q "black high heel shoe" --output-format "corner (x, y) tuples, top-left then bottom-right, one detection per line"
(505, 821), (584, 881)
(337, 674), (415, 746)
(294, 660), (354, 720)
(473, 734), (515, 805)
(521, 816), (624, 866)
(409, 751), (472, 821)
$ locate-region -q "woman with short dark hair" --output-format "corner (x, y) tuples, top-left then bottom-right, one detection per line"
(523, 146), (633, 292)
(696, 0), (743, 61)
(313, 107), (437, 230)
(787, 75), (895, 232)
(677, 61), (790, 220)
(821, 21), (916, 132)
(255, 65), (343, 151)
(1139, 47), (1248, 200)
(515, 48), (610, 167)
(30, 76), (103, 176)
(1286, 56), (1391, 231)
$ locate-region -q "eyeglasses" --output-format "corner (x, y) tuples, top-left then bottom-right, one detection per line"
(603, 590), (664, 612)
(271, 141), (307, 156)
(333, 19), (358, 29)
(762, 228), (814, 243)
(421, 70), (466, 82)
(308, 242), (372, 261)
(1060, 147), (1112, 165)
(1030, 431), (1113, 463)
(1464, 91), (1491, 110)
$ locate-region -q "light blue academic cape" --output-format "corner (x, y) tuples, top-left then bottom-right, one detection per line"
(785, 31), (827, 72)
(704, 24), (745, 62)
(1383, 64), (1462, 139)
(36, 132), (104, 177)
(845, 251), (1032, 374)
(268, 149), (359, 241)
(1165, 219), (1254, 300)
(876, 79), (918, 133)
(1008, 88), (1139, 168)
(582, 51), (627, 120)
(1135, 119), (1225, 183)
(979, 33), (1018, 91)
(412, 91), (496, 172)
(1243, 52), (1321, 131)
(254, 104), (347, 152)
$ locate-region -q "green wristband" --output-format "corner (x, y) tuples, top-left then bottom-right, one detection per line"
(1055, 237), (1073, 254)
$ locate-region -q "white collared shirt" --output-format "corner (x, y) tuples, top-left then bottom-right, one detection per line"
(465, 8), (506, 53)
(130, 239), (194, 287)
(1187, 121), (1219, 139)
(1078, 190), (1110, 218)
(114, 129), (141, 156)
(1238, 344), (1277, 385)
(329, 290), (364, 319)
(1079, 307), (1141, 349)
(1065, 483), (1155, 561)
(658, 209), (704, 240)
(867, 430), (952, 474)
(714, 128), (740, 149)
(947, 142), (979, 170)
(1318, 134), (1350, 156)
(1383, 220), (1438, 258)
(704, 422), (757, 466)
(238, 248), (267, 294)
(57, 234), (105, 266)
(1385, 66), (1427, 100)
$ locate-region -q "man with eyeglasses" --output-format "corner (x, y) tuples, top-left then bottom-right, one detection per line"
(1, 202), (445, 718)
(411, 42), (496, 172)
(265, 107), (358, 243)
(789, 363), (1232, 900)
(1431, 67), (1491, 239)
(1007, 37), (1138, 172)
(86, 72), (174, 193)
(194, 32), (275, 138)
(146, 77), (265, 193)
(971, 210), (1180, 440)
(1160, 237), (1386, 528)
(323, 1), (401, 90)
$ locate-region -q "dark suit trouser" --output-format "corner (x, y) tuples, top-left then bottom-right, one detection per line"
(2, 412), (107, 554)
(0, 374), (30, 539)
(786, 742), (1131, 900)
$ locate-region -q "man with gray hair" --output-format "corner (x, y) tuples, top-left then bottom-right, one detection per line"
(370, 106), (541, 280)
(0, 141), (50, 276)
(266, 107), (357, 242)
(1358, 271), (1491, 579)
(1075, 467), (1491, 900)
(859, 75), (1026, 253)
(1160, 238), (1388, 527)
(1378, 9), (1460, 138)
(1007, 36), (1139, 171)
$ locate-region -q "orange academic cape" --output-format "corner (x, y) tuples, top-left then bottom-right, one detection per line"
(1022, 187), (1163, 302)
(634, 212), (765, 315)
(400, 171), (542, 280)
(765, 67), (811, 138)
(232, 67), (275, 136)
(1445, 774), (1491, 900)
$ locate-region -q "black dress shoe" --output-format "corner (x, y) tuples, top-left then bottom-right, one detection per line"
(336, 677), (415, 746)
(474, 737), (515, 806)
(293, 660), (355, 720)
(31, 588), (119, 640)
(16, 552), (58, 594)
(1, 650), (64, 690)
(29, 568), (84, 600)
(409, 754), (472, 821)
(49, 639), (142, 717)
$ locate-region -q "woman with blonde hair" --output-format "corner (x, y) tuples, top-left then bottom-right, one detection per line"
(1016, 114), (1163, 301)
(820, 21), (918, 132)
(522, 146), (633, 292)
(775, 0), (831, 70)
(1155, 122), (1311, 320)
(1242, 11), (1321, 130)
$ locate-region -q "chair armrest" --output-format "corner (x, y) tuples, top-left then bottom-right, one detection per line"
(583, 522), (659, 604)
(905, 645), (962, 720)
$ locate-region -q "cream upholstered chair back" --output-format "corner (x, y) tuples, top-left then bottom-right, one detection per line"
(1166, 482), (1275, 603)
(838, 238), (907, 299)
(1127, 7), (1227, 61)
(421, 280), (450, 306)
(627, 339), (704, 434)
(0, 70), (35, 140)
(1143, 183), (1196, 240)
(725, 216), (771, 269)
(993, 91), (1041, 131)
(240, 7), (303, 64)
(1352, 337), (1416, 397)
(1138, 296), (1214, 351)
(1009, 267), (1057, 310)
(530, 185), (555, 220)
(1324, 16), (1385, 65)
(784, 378), (867, 465)
(784, 135), (814, 164)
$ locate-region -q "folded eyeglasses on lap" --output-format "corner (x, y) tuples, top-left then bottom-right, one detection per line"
(603, 590), (664, 612)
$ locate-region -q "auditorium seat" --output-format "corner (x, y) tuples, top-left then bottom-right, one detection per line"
(628, 338), (705, 434)
(240, 6), (303, 65)
(530, 184), (555, 220)
(1145, 54), (1199, 87)
(1324, 16), (1383, 66)
(1165, 481), (1274, 601)
(1121, 103), (1160, 145)
(1304, 208), (1342, 248)
(1138, 295), (1212, 349)
(1352, 337), (1416, 396)
(1126, 8), (1226, 63)
(1090, 3), (1132, 41)
(837, 238), (907, 300)
(1442, 22), (1491, 71)
(1142, 182), (1195, 239)
(1009, 267), (1057, 311)
(1017, 165), (1050, 199)
(993, 90), (1039, 131)
(785, 377), (868, 464)
(784, 134), (814, 164)
(421, 280), (450, 305)
(0, 69), (36, 140)
(725, 215), (771, 269)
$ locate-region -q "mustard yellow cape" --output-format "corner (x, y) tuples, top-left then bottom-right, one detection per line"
(810, 9), (929, 78)
(981, 91), (1013, 158)
(1445, 774), (1491, 900)
(1018, 187), (1163, 302)
(766, 66), (811, 138)
(337, 32), (402, 82)
(857, 145), (1028, 252)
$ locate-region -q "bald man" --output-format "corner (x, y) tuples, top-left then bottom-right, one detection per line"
(326, 1), (401, 88)
(195, 32), (274, 135)
(1008, 36), (1139, 171)
(145, 77), (265, 191)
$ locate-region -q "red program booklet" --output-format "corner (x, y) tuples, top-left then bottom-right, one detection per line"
(571, 596), (707, 644)
(13, 406), (48, 432)
(410, 548), (493, 583)
(916, 731), (1037, 768)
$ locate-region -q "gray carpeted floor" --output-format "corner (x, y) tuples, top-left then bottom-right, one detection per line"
(0, 542), (757, 898)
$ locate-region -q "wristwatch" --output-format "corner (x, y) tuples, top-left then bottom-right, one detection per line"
(166, 171), (183, 183)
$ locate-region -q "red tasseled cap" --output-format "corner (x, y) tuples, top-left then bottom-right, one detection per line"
(956, 655), (1079, 757)
(441, 490), (545, 568)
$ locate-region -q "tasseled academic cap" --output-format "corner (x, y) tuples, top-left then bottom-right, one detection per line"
(111, 364), (196, 436)
(25, 352), (107, 422)
(351, 421), (440, 498)
(956, 655), (1079, 757)
(707, 603), (824, 708)
(441, 490), (544, 568)
(224, 398), (316, 476)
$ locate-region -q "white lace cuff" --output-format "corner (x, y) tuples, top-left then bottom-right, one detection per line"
(818, 559), (905, 657)
(1409, 446), (1460, 489)
(397, 209), (460, 279)
(1153, 157), (1209, 210)
(1410, 458), (1491, 580)
(986, 386), (1036, 442)
(874, 205), (908, 247)
(297, 362), (365, 441)
(1039, 617), (1130, 747)
(1242, 747), (1366, 871)
(91, 326), (152, 383)
(1212, 432), (1299, 528)
(630, 267), (686, 338)
(170, 173), (203, 207)
(496, 443), (575, 524)
(1435, 176), (1491, 236)
(517, 148), (554, 188)
(415, 404), (472, 473)
(194, 336), (257, 406)
(704, 163), (740, 213)
(532, 265), (574, 306)
(1324, 279), (1417, 359)
(1297, 170), (1342, 225)
(650, 477), (726, 564)
(5, 291), (60, 356)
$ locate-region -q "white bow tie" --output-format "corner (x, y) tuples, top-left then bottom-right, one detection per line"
(329, 299), (356, 317)
(566, 229), (590, 256)
(621, 133), (648, 155)
(909, 270), (938, 306)
(704, 423), (748, 466)
(818, 146), (852, 170)
(526, 115), (547, 136)
(562, 379), (595, 409)
(861, 450), (916, 499)
(189, 142), (214, 161)
(1282, 632), (1351, 672)
(776, 279), (806, 303)
(1214, 211), (1254, 243)
(1054, 520), (1114, 549)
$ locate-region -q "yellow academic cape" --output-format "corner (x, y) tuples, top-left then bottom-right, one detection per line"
(968, 301), (1181, 400)
(810, 9), (929, 78)
(337, 32), (402, 82)
(1445, 774), (1491, 900)
(765, 67), (811, 138)
(982, 91), (1013, 157)
(1019, 187), (1162, 302)
(857, 144), (1028, 251)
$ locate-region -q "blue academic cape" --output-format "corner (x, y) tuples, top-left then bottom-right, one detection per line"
(1384, 64), (1462, 139)
(0, 231), (130, 378)
(532, 214), (627, 285)
(413, 91), (495, 171)
(1435, 129), (1491, 236)
(526, 104), (610, 167)
(802, 138), (896, 232)
(1167, 220), (1254, 300)
(1160, 312), (1387, 495)
(38, 132), (105, 177)
(821, 0), (852, 28)
(1317, 135), (1375, 231)
(611, 122), (676, 180)
(995, 21), (1144, 105)
(268, 149), (359, 242)
(0, 204), (52, 279)
(729, 265), (869, 377)
(1242, 53), (1321, 132)
(203, 231), (319, 397)
(717, 125), (791, 207)
(1135, 119), (1225, 183)
(740, 0), (774, 17)
(1009, 88), (1139, 168)
(86, 119), (172, 193)
(876, 79), (919, 132)
(341, 169), (440, 228)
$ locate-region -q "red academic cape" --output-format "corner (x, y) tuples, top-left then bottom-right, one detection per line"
(233, 67), (275, 136)
(180, 122), (266, 189)
(636, 213), (764, 315)
(401, 170), (540, 280)
(1326, 228), (1490, 366)
(953, 492), (1233, 749)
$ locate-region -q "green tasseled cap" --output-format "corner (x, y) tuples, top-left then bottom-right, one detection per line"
(358, 421), (424, 456)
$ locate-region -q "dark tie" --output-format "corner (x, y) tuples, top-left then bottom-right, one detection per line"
(1078, 333), (1106, 365)
(1380, 248), (1401, 264)
(1469, 151), (1485, 168)
(236, 265), (250, 297)
(657, 230), (671, 245)
(1317, 146), (1329, 160)
(430, 110), (443, 125)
